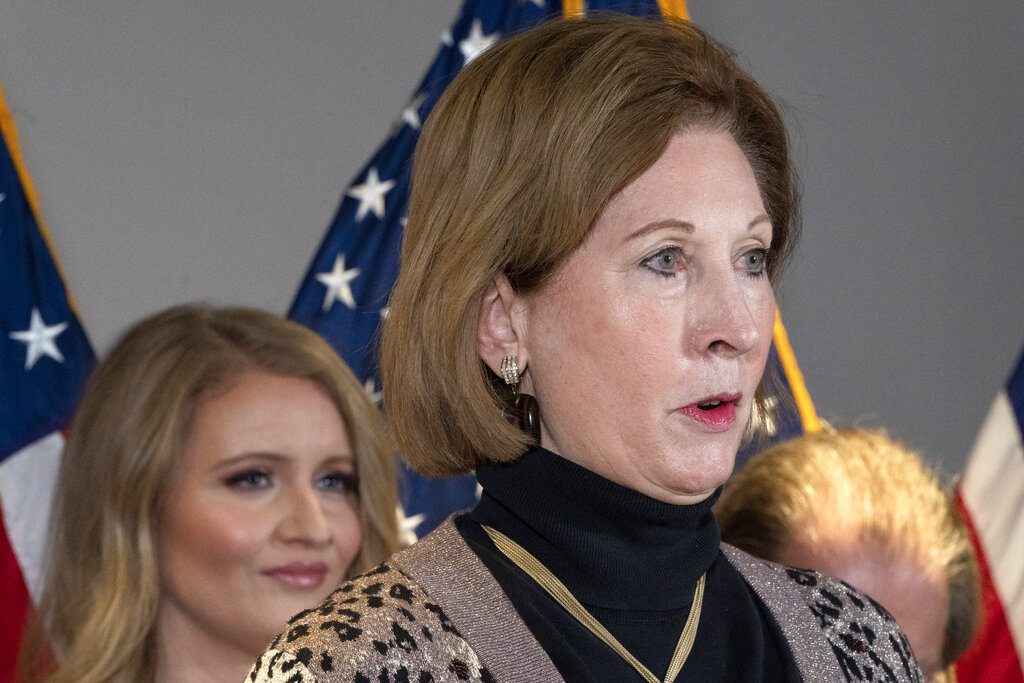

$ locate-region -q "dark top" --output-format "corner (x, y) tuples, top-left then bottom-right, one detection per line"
(457, 446), (800, 682)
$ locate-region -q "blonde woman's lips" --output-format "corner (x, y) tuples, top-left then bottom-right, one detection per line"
(263, 562), (330, 589)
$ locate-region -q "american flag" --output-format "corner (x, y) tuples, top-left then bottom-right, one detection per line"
(955, 345), (1024, 682)
(287, 0), (813, 541)
(0, 80), (94, 682)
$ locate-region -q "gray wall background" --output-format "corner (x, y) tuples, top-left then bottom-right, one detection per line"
(1, 2), (1021, 479)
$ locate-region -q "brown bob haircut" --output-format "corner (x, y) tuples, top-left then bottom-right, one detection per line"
(380, 14), (800, 477)
(715, 428), (980, 669)
(21, 305), (399, 683)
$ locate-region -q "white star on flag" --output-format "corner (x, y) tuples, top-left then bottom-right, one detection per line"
(363, 378), (383, 405)
(315, 254), (360, 311)
(402, 93), (426, 131)
(346, 167), (395, 221)
(9, 308), (68, 370)
(396, 504), (427, 546)
(459, 20), (499, 65)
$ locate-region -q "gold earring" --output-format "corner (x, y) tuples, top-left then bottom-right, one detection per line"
(500, 355), (519, 389)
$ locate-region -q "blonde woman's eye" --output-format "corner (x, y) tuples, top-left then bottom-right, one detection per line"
(318, 471), (359, 495)
(224, 468), (272, 490)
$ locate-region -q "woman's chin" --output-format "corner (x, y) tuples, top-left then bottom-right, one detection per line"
(630, 465), (735, 505)
(646, 449), (737, 503)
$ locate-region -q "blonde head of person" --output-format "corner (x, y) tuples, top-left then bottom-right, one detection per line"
(19, 305), (400, 683)
(715, 428), (980, 680)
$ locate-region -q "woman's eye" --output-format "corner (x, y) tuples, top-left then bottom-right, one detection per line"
(224, 468), (272, 490)
(741, 248), (770, 276)
(318, 471), (359, 496)
(642, 247), (685, 276)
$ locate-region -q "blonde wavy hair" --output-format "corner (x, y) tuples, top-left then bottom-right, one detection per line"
(715, 428), (980, 668)
(19, 305), (400, 683)
(380, 15), (800, 477)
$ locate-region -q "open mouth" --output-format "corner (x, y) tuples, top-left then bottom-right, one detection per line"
(679, 395), (740, 431)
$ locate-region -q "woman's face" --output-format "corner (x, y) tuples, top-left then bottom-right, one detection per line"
(518, 129), (776, 504)
(157, 371), (362, 658)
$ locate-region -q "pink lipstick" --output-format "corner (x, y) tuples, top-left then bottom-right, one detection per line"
(263, 562), (329, 589)
(678, 394), (739, 431)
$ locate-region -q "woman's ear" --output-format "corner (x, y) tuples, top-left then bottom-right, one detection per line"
(478, 274), (528, 377)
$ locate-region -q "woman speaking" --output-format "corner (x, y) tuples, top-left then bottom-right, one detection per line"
(250, 15), (923, 682)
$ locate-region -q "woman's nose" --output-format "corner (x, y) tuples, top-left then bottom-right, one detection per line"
(278, 487), (333, 546)
(688, 270), (765, 358)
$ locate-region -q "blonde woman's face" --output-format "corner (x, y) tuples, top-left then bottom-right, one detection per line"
(156, 371), (362, 660)
(517, 129), (775, 504)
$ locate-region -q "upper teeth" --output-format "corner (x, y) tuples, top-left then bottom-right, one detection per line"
(699, 401), (721, 409)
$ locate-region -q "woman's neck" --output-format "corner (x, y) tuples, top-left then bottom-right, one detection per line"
(470, 446), (721, 610)
(153, 604), (261, 683)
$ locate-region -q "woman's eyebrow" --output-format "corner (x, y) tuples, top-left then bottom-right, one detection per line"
(627, 213), (770, 242)
(628, 219), (695, 241)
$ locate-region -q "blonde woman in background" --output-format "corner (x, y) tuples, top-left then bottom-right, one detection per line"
(18, 305), (400, 683)
(715, 428), (980, 681)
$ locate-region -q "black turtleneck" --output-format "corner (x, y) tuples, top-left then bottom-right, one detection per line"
(456, 447), (800, 682)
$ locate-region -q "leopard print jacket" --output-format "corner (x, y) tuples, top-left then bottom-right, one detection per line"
(247, 520), (923, 683)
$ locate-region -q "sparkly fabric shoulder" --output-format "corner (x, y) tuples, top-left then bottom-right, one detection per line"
(722, 544), (924, 682)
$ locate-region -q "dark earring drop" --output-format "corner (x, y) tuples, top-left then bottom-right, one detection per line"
(501, 354), (540, 442)
(515, 393), (541, 443)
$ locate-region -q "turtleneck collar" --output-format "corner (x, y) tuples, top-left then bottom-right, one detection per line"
(469, 446), (721, 611)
